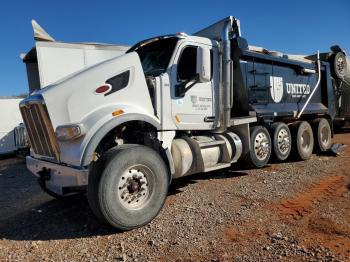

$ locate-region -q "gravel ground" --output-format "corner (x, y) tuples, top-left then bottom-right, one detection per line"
(0, 133), (349, 262)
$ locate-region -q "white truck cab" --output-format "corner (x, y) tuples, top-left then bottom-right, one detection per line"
(21, 17), (252, 230)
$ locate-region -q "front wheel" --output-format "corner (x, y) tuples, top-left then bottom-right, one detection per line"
(244, 126), (272, 168)
(87, 145), (169, 230)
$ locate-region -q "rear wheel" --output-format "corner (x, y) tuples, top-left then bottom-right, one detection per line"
(87, 145), (169, 230)
(313, 118), (332, 152)
(244, 126), (271, 168)
(291, 121), (314, 160)
(270, 122), (291, 161)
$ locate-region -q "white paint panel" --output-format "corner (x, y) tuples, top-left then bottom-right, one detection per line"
(38, 47), (85, 87)
(35, 42), (129, 89)
(85, 50), (125, 66)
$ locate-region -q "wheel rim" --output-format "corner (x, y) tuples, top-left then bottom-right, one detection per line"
(336, 55), (346, 77)
(254, 132), (270, 161)
(277, 128), (290, 155)
(117, 164), (153, 210)
(300, 129), (311, 151)
(320, 125), (330, 147)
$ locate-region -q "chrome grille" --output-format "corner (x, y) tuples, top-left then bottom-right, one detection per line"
(20, 97), (60, 161)
(14, 124), (28, 148)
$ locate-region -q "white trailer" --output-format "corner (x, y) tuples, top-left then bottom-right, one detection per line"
(0, 99), (27, 154)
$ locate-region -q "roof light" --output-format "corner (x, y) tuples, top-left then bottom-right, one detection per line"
(176, 32), (188, 37)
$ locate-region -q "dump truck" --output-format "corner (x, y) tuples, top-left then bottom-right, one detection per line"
(20, 16), (350, 230)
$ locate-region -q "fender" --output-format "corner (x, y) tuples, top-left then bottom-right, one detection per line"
(81, 112), (161, 166)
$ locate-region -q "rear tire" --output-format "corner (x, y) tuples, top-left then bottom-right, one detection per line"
(313, 118), (332, 152)
(244, 126), (271, 168)
(291, 121), (314, 160)
(270, 122), (292, 161)
(88, 145), (169, 230)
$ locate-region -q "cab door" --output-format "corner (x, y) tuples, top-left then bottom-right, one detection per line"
(170, 43), (217, 130)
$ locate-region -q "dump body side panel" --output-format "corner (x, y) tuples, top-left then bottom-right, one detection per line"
(230, 38), (334, 121)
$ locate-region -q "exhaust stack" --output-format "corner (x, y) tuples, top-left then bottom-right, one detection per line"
(194, 16), (241, 130)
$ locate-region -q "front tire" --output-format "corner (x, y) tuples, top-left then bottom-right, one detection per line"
(88, 145), (169, 230)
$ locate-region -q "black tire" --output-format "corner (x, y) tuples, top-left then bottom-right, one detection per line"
(313, 118), (332, 152)
(244, 126), (271, 168)
(291, 121), (314, 160)
(270, 122), (292, 161)
(88, 145), (169, 230)
(330, 52), (347, 80)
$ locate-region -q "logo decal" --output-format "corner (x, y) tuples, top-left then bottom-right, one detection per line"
(190, 95), (198, 105)
(175, 99), (184, 105)
(286, 83), (311, 98)
(270, 76), (284, 103)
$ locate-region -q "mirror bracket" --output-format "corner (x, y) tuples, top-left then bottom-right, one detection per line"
(175, 74), (199, 97)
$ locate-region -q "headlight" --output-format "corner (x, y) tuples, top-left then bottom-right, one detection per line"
(55, 124), (85, 141)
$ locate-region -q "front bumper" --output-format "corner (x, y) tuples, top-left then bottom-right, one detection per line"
(26, 156), (88, 195)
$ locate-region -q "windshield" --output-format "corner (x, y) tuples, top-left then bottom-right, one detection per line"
(128, 37), (178, 76)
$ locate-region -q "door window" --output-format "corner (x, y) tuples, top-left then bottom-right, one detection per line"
(177, 46), (197, 80)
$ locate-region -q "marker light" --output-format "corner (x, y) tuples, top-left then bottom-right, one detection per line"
(95, 84), (112, 94)
(56, 124), (85, 141)
(112, 109), (125, 117)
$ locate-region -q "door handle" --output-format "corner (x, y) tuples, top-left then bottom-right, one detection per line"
(204, 116), (215, 122)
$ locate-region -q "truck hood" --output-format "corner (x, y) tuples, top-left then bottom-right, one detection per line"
(32, 52), (154, 128)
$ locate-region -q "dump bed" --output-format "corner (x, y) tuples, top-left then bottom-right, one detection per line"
(230, 37), (336, 121)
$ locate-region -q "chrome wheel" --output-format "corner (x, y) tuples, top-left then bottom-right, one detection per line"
(292, 121), (314, 160)
(254, 132), (270, 161)
(277, 128), (290, 155)
(320, 125), (330, 147)
(314, 118), (332, 152)
(117, 165), (152, 210)
(301, 128), (311, 152)
(336, 54), (346, 77)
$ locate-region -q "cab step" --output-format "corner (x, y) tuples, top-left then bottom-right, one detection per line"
(204, 163), (231, 172)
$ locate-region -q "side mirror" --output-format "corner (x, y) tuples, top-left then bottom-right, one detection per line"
(196, 47), (211, 82)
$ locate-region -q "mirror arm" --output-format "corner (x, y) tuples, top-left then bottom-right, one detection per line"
(175, 74), (199, 97)
(183, 74), (199, 93)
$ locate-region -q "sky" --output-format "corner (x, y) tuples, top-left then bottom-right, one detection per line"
(0, 0), (349, 96)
